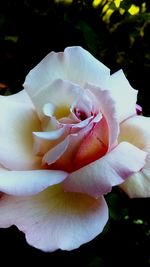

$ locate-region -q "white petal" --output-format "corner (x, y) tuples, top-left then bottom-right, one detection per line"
(23, 46), (110, 102)
(26, 79), (82, 119)
(0, 186), (108, 252)
(4, 90), (33, 106)
(0, 98), (41, 170)
(103, 70), (138, 122)
(0, 169), (68, 196)
(119, 168), (150, 198)
(119, 115), (150, 151)
(119, 115), (150, 198)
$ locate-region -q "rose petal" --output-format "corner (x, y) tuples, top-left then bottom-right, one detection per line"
(75, 117), (108, 168)
(102, 70), (138, 122)
(33, 113), (95, 158)
(43, 102), (55, 117)
(33, 128), (65, 140)
(71, 89), (94, 120)
(119, 115), (150, 197)
(0, 98), (41, 170)
(64, 46), (110, 86)
(33, 127), (66, 156)
(0, 185), (108, 251)
(4, 89), (33, 106)
(63, 142), (147, 198)
(71, 115), (95, 131)
(0, 169), (68, 196)
(86, 86), (119, 150)
(27, 79), (82, 119)
(119, 115), (150, 151)
(23, 46), (110, 102)
(43, 123), (93, 172)
(119, 168), (150, 198)
(42, 134), (74, 166)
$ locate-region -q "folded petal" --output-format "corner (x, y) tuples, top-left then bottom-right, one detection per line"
(119, 115), (150, 151)
(0, 98), (41, 170)
(0, 169), (68, 196)
(86, 86), (119, 150)
(0, 185), (108, 251)
(23, 46), (110, 102)
(103, 70), (138, 122)
(43, 124), (93, 172)
(33, 127), (67, 156)
(119, 167), (150, 198)
(75, 117), (108, 168)
(119, 115), (150, 197)
(26, 79), (82, 119)
(63, 142), (147, 198)
(42, 134), (74, 167)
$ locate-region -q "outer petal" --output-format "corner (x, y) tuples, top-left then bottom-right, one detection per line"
(102, 70), (138, 122)
(63, 142), (147, 198)
(119, 169), (150, 198)
(23, 46), (110, 102)
(4, 89), (34, 106)
(0, 98), (41, 170)
(119, 115), (150, 151)
(0, 185), (108, 252)
(0, 168), (68, 196)
(119, 115), (150, 197)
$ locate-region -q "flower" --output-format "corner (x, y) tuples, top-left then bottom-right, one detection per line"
(0, 46), (148, 252)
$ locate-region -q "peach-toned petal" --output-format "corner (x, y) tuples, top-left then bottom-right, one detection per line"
(0, 98), (41, 170)
(102, 70), (138, 122)
(33, 113), (96, 159)
(0, 169), (68, 196)
(86, 86), (119, 150)
(0, 185), (108, 251)
(43, 123), (93, 172)
(119, 115), (150, 197)
(42, 134), (74, 166)
(75, 117), (108, 168)
(63, 142), (147, 198)
(23, 46), (110, 102)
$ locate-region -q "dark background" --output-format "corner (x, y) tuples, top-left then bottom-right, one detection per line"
(0, 1), (150, 266)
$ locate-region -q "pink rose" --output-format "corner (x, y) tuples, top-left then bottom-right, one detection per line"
(0, 46), (148, 252)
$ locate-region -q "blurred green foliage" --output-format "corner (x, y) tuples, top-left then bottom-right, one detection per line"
(0, 1), (150, 266)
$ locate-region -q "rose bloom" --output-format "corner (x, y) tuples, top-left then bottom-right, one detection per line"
(0, 47), (149, 252)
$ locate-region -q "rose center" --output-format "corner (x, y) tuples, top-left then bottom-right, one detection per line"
(74, 107), (88, 121)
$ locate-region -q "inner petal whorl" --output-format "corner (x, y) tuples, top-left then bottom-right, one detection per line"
(74, 107), (89, 121)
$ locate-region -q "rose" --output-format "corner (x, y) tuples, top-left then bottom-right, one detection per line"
(0, 46), (149, 252)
